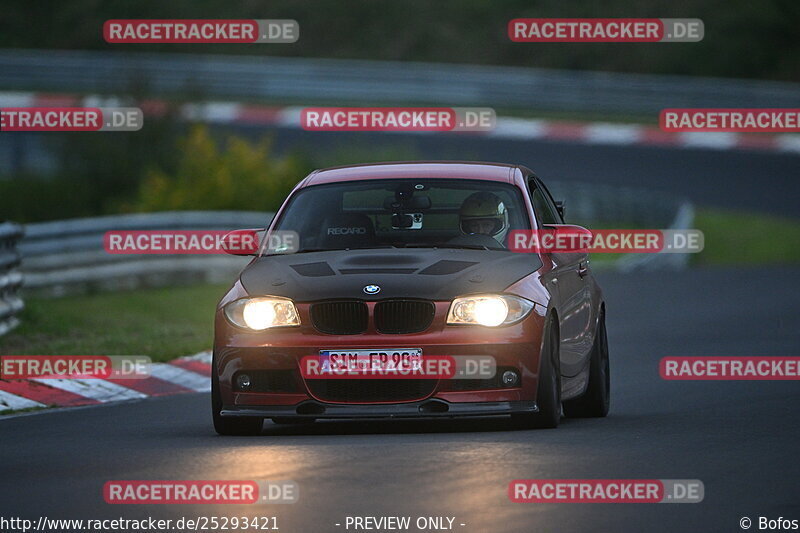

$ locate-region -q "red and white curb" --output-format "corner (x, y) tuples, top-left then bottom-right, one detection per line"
(2, 91), (799, 154)
(0, 351), (212, 416)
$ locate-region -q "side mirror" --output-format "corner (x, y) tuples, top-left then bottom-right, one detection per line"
(540, 224), (591, 266)
(221, 228), (264, 256)
(554, 200), (565, 220)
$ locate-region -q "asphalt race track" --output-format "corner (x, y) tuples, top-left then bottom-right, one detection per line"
(2, 266), (799, 533)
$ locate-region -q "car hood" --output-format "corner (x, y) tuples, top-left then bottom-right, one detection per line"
(239, 248), (542, 301)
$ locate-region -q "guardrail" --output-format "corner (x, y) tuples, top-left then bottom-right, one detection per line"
(0, 222), (25, 335)
(15, 183), (691, 298)
(0, 49), (798, 114)
(19, 211), (273, 298)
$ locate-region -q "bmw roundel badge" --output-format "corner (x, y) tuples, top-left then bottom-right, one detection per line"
(363, 284), (381, 295)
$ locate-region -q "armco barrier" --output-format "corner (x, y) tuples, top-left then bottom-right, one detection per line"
(15, 184), (691, 298)
(19, 211), (273, 298)
(0, 49), (798, 115)
(0, 222), (25, 336)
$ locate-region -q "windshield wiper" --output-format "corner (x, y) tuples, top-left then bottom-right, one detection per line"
(402, 243), (491, 251)
(287, 245), (399, 254)
(274, 244), (494, 255)
(285, 248), (329, 254)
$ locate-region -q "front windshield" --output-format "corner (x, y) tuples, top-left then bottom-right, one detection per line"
(271, 178), (531, 253)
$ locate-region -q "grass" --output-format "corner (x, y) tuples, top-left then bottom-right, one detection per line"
(694, 208), (800, 266)
(586, 210), (800, 267)
(0, 284), (229, 363)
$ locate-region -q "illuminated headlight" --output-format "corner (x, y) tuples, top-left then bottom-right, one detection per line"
(447, 294), (535, 327)
(224, 297), (300, 330)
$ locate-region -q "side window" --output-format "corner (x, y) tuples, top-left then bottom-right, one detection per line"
(529, 180), (559, 225)
(537, 179), (564, 223)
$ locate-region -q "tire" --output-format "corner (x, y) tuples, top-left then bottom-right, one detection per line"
(212, 360), (263, 436)
(272, 417), (316, 425)
(512, 316), (561, 429)
(563, 312), (610, 418)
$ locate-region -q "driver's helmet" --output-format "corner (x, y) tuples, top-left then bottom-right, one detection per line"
(459, 192), (509, 244)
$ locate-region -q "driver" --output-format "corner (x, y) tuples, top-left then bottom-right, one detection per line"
(458, 192), (509, 245)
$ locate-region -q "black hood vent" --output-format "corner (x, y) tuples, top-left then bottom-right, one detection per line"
(291, 262), (335, 277)
(339, 268), (417, 274)
(419, 260), (478, 275)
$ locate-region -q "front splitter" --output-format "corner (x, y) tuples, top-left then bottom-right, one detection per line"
(221, 399), (538, 419)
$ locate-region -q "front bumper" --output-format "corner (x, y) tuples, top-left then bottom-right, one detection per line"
(214, 299), (547, 407)
(221, 399), (538, 419)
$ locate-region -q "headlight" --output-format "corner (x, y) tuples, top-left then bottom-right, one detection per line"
(224, 297), (300, 330)
(447, 294), (535, 327)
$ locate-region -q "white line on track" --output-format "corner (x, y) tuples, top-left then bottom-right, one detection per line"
(0, 389), (45, 410)
(148, 363), (210, 392)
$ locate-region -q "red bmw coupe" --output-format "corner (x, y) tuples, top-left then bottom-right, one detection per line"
(212, 162), (609, 435)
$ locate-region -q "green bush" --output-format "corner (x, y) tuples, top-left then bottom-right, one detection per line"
(0, 124), (421, 222)
(132, 126), (313, 212)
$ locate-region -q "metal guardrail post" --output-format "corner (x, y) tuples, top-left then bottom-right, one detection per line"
(0, 221), (25, 336)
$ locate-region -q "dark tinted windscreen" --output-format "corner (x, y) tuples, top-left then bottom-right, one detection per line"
(272, 179), (531, 252)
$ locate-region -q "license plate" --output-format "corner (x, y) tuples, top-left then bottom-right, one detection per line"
(319, 348), (423, 374)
